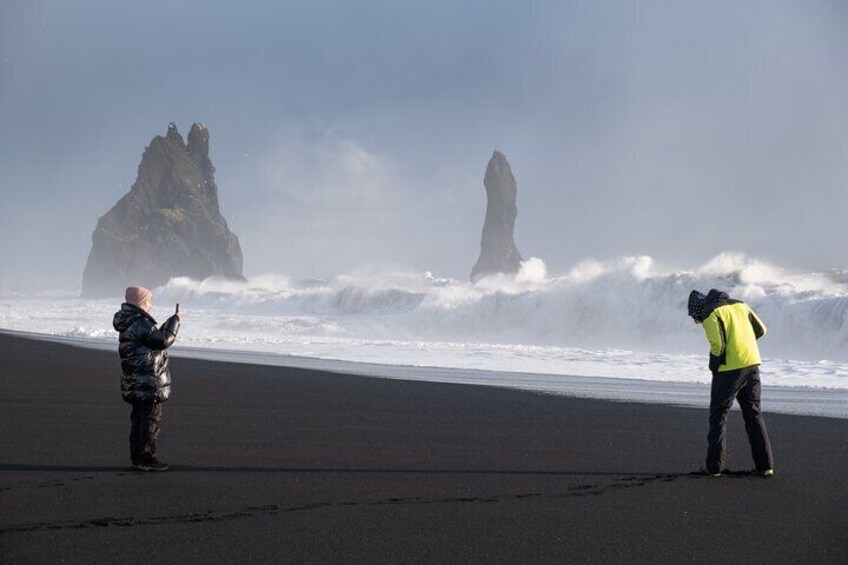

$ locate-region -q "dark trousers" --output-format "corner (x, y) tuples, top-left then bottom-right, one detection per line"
(130, 401), (163, 463)
(706, 365), (773, 473)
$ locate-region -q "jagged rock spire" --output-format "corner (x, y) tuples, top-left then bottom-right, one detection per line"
(471, 150), (523, 282)
(82, 123), (244, 297)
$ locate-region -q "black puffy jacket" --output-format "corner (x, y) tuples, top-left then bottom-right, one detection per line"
(113, 303), (180, 404)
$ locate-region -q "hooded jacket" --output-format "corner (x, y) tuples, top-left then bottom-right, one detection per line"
(113, 303), (180, 403)
(697, 290), (766, 373)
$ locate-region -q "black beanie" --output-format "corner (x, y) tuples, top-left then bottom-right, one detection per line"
(688, 290), (707, 321)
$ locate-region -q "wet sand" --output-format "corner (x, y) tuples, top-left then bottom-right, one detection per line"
(1, 331), (846, 564)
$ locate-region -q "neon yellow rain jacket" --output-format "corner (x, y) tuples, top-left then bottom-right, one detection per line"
(701, 299), (767, 373)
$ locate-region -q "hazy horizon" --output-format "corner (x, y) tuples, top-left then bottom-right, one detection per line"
(2, 1), (847, 290)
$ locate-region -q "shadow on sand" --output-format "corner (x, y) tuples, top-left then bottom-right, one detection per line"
(0, 463), (761, 478)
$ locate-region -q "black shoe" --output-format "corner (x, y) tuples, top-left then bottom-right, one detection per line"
(132, 458), (169, 472)
(699, 466), (721, 477)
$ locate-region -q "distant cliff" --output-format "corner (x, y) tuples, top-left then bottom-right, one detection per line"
(471, 150), (523, 282)
(82, 123), (244, 297)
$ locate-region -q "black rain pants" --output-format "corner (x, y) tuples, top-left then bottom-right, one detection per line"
(130, 401), (163, 463)
(706, 365), (773, 474)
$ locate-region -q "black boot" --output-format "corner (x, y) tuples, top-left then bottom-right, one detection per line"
(132, 458), (169, 472)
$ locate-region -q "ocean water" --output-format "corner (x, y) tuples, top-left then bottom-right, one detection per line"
(3, 252), (848, 417)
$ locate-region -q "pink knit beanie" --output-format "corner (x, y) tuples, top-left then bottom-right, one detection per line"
(125, 286), (152, 307)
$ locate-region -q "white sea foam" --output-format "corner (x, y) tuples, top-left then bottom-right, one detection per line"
(3, 253), (848, 400)
(153, 252), (848, 362)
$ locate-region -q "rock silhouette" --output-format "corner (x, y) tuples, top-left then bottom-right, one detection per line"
(471, 150), (523, 282)
(82, 123), (244, 297)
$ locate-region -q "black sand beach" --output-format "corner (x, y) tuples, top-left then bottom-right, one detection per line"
(1, 331), (846, 564)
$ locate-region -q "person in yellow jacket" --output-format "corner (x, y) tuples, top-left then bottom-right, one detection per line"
(688, 289), (774, 477)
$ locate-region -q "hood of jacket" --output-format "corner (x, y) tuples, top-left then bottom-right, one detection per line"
(699, 289), (740, 322)
(113, 303), (157, 333)
(705, 289), (730, 304)
(689, 289), (732, 322)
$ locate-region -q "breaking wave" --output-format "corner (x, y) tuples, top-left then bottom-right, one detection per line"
(152, 253), (848, 362)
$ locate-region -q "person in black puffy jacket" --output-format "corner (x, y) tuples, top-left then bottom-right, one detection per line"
(113, 286), (180, 471)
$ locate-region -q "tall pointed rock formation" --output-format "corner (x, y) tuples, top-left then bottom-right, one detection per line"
(82, 123), (244, 297)
(471, 150), (523, 282)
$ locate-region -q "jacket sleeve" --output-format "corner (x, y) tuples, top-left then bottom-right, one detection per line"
(702, 312), (725, 358)
(139, 315), (180, 351)
(748, 308), (767, 339)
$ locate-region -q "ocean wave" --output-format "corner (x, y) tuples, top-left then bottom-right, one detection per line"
(147, 253), (848, 361)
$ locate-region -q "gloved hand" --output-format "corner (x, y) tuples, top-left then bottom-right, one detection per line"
(709, 354), (722, 372)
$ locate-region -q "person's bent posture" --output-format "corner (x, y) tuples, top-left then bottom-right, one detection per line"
(113, 286), (180, 472)
(688, 289), (774, 478)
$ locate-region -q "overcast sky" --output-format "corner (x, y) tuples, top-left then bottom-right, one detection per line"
(1, 0), (846, 289)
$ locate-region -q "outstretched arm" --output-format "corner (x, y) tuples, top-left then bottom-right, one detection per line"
(139, 315), (180, 351)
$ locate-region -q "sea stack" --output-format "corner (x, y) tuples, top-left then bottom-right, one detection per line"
(81, 123), (244, 297)
(471, 150), (523, 282)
